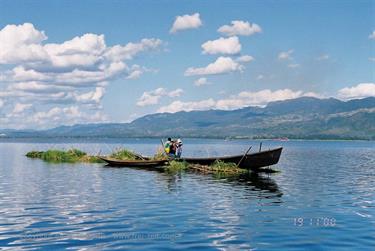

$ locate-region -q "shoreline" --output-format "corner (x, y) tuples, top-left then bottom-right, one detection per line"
(0, 136), (373, 143)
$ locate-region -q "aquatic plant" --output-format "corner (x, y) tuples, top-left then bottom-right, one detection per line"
(26, 149), (104, 163)
(165, 160), (188, 172)
(186, 160), (246, 174)
(25, 151), (43, 158)
(153, 146), (166, 160)
(109, 148), (140, 160)
(210, 160), (246, 173)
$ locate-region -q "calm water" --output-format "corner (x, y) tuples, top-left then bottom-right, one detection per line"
(0, 139), (374, 250)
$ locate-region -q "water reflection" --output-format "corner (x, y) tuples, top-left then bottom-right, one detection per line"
(1, 140), (374, 250)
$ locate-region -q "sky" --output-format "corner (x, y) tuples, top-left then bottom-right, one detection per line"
(0, 0), (374, 129)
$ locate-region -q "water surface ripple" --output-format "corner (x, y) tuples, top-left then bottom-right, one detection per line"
(0, 139), (374, 250)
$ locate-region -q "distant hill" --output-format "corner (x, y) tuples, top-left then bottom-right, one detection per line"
(1, 97), (375, 140)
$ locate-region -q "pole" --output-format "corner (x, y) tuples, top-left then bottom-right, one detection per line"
(237, 146), (252, 168)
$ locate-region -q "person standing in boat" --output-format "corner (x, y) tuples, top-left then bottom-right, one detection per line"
(169, 139), (177, 157)
(176, 138), (183, 158)
(164, 138), (172, 154)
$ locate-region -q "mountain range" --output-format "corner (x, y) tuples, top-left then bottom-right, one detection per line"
(1, 97), (374, 140)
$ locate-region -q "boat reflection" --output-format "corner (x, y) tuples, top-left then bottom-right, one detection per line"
(103, 164), (282, 198)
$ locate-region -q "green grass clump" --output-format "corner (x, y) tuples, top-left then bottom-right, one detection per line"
(26, 149), (104, 163)
(209, 160), (246, 173)
(166, 160), (188, 172)
(109, 148), (140, 160)
(26, 151), (43, 158)
(152, 147), (167, 160)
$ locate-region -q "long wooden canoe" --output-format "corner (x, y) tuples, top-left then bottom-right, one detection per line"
(99, 147), (282, 170)
(181, 147), (283, 170)
(99, 157), (168, 167)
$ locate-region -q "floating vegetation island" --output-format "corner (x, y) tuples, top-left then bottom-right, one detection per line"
(26, 148), (249, 174)
(26, 149), (104, 163)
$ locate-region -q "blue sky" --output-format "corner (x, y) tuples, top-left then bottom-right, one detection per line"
(0, 0), (374, 129)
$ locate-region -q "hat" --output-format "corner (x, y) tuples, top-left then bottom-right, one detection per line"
(177, 138), (182, 143)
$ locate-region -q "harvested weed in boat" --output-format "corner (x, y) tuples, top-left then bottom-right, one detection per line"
(209, 160), (246, 173)
(153, 147), (166, 160)
(26, 149), (103, 163)
(109, 148), (140, 160)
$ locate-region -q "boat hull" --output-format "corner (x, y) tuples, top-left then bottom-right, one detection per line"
(181, 147), (283, 170)
(99, 157), (168, 167)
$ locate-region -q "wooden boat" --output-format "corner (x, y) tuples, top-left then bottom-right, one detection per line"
(99, 147), (282, 170)
(181, 147), (283, 170)
(99, 157), (168, 167)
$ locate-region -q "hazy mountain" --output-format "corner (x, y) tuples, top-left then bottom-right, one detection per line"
(1, 97), (374, 140)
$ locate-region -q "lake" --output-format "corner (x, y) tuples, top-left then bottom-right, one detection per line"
(0, 139), (374, 250)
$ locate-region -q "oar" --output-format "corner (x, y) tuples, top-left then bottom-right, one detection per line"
(237, 146), (252, 168)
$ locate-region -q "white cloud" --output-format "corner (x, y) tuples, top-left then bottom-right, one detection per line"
(236, 55), (254, 63)
(257, 74), (264, 80)
(75, 87), (105, 104)
(201, 36), (241, 55)
(0, 23), (163, 128)
(185, 56), (243, 76)
(28, 106), (107, 128)
(278, 49), (294, 60)
(0, 99), (4, 109)
(337, 83), (375, 99)
(12, 103), (32, 113)
(157, 99), (216, 113)
(368, 57), (375, 62)
(218, 20), (261, 36)
(104, 38), (162, 62)
(194, 77), (209, 86)
(170, 13), (202, 33)
(157, 89), (317, 113)
(126, 70), (143, 80)
(136, 88), (183, 106)
(288, 63), (300, 68)
(168, 88), (184, 97)
(236, 89), (303, 106)
(369, 31), (375, 40)
(0, 23), (48, 64)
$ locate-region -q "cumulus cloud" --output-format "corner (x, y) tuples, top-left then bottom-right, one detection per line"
(104, 38), (162, 62)
(170, 13), (202, 33)
(0, 23), (48, 64)
(28, 106), (107, 128)
(75, 87), (105, 104)
(201, 36), (241, 55)
(157, 99), (216, 113)
(369, 31), (375, 40)
(157, 89), (316, 113)
(0, 23), (163, 128)
(12, 103), (32, 113)
(236, 55), (254, 63)
(136, 88), (183, 106)
(185, 56), (244, 76)
(278, 49), (294, 60)
(194, 77), (209, 86)
(218, 20), (261, 36)
(337, 83), (375, 99)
